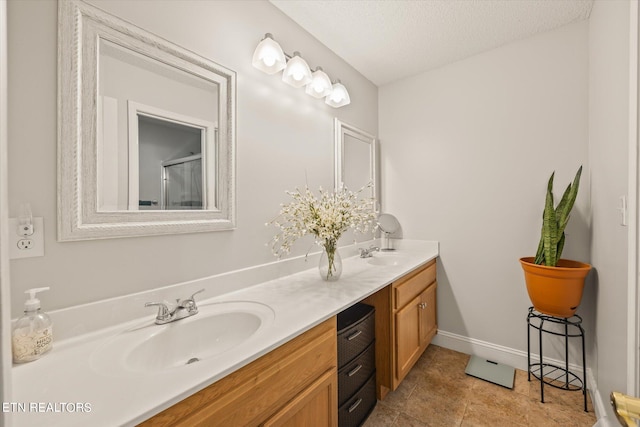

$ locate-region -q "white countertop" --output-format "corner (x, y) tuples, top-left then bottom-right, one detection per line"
(10, 240), (438, 426)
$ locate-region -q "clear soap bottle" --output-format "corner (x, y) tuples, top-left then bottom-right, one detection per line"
(12, 287), (53, 363)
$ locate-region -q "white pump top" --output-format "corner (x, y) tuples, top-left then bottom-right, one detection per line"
(24, 287), (49, 312)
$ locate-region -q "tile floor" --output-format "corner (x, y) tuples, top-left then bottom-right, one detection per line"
(363, 345), (597, 427)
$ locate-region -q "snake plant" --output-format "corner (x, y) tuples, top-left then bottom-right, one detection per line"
(534, 166), (583, 266)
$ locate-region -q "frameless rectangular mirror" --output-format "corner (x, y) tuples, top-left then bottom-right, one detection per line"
(334, 119), (379, 211)
(58, 0), (236, 240)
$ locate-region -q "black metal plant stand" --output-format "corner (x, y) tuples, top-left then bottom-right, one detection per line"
(526, 306), (587, 412)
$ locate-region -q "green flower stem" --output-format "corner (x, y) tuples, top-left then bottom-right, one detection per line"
(324, 239), (337, 279)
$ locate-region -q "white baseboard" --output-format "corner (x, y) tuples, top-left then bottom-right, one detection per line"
(432, 330), (603, 426)
(587, 368), (613, 427)
(433, 330), (532, 371)
(432, 330), (585, 374)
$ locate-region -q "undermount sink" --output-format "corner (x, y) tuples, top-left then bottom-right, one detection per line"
(90, 301), (274, 375)
(367, 253), (401, 266)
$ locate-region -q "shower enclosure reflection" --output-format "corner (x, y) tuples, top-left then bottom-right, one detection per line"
(134, 115), (217, 211)
(162, 154), (203, 210)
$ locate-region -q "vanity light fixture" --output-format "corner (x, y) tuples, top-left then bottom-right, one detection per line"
(325, 80), (351, 108)
(252, 33), (351, 108)
(252, 33), (286, 74)
(281, 52), (312, 88)
(305, 67), (333, 99)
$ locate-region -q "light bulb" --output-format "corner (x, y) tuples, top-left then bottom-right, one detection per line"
(292, 69), (304, 81)
(262, 55), (276, 67)
(331, 92), (344, 102)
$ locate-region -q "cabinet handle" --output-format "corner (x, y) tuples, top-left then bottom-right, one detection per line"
(346, 330), (362, 341)
(348, 364), (363, 377)
(348, 398), (363, 413)
(419, 302), (427, 309)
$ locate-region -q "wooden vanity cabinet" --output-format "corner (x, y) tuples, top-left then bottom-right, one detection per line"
(138, 317), (338, 427)
(395, 276), (437, 383)
(263, 369), (337, 427)
(362, 259), (437, 399)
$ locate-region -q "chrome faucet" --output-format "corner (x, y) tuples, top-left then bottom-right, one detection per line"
(359, 245), (380, 258)
(145, 289), (204, 325)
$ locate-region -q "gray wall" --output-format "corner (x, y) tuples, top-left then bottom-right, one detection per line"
(7, 0), (378, 315)
(589, 0), (631, 421)
(379, 21), (590, 356)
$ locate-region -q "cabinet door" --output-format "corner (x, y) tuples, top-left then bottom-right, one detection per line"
(262, 369), (338, 427)
(395, 294), (422, 383)
(419, 283), (437, 345)
(139, 318), (337, 427)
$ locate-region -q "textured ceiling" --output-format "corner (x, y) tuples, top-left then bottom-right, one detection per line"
(270, 0), (594, 86)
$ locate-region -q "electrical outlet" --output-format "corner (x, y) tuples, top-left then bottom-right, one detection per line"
(9, 217), (44, 259)
(17, 239), (33, 250)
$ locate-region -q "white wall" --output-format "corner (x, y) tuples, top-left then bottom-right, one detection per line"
(589, 0), (631, 422)
(380, 21), (590, 357)
(7, 0), (377, 315)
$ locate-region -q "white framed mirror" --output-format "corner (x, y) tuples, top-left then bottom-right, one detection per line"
(334, 119), (378, 212)
(57, 0), (236, 241)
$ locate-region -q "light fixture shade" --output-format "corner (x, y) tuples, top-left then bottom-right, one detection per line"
(325, 81), (351, 108)
(282, 52), (312, 88)
(305, 67), (332, 98)
(252, 34), (286, 74)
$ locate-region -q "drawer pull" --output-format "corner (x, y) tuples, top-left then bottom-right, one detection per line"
(348, 398), (363, 413)
(347, 364), (363, 377)
(346, 330), (362, 341)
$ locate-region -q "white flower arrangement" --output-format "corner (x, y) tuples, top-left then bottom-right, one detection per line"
(269, 184), (377, 279)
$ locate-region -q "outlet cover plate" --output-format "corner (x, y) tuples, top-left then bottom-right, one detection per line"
(8, 217), (44, 259)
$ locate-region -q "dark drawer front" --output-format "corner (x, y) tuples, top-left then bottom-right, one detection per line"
(337, 310), (375, 367)
(338, 342), (376, 406)
(338, 373), (377, 427)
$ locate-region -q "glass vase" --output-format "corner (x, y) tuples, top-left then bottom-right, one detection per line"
(319, 246), (342, 281)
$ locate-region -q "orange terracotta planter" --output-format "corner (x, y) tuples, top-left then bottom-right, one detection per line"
(520, 257), (591, 318)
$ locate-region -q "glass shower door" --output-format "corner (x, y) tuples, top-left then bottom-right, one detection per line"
(162, 154), (203, 210)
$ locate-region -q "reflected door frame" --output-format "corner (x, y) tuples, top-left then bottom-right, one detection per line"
(126, 101), (216, 211)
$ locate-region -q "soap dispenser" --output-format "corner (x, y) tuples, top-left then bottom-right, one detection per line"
(12, 287), (53, 363)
